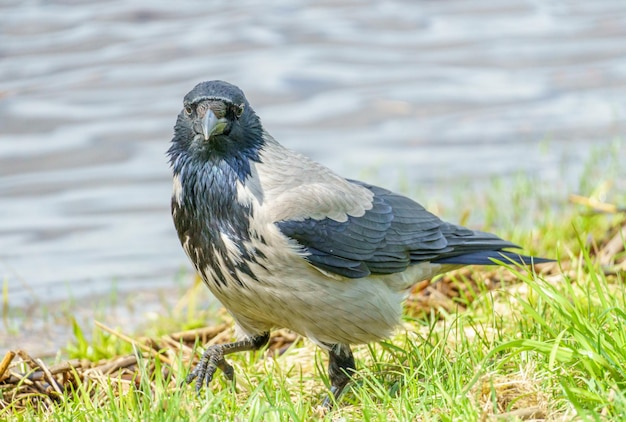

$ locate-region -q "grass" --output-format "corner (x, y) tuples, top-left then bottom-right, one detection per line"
(2, 144), (626, 421)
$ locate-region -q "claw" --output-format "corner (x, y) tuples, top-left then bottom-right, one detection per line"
(198, 363), (217, 392)
(185, 344), (223, 392)
(321, 385), (341, 409)
(218, 360), (235, 381)
(182, 333), (270, 395)
(322, 394), (333, 409)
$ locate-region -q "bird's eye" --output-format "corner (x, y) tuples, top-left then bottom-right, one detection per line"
(184, 105), (193, 116)
(235, 105), (244, 119)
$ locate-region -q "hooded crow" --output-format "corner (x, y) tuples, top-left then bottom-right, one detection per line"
(167, 80), (551, 406)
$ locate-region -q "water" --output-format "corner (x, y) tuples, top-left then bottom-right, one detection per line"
(1, 0), (626, 311)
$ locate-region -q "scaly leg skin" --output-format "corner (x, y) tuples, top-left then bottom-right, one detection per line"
(186, 332), (270, 393)
(322, 343), (356, 409)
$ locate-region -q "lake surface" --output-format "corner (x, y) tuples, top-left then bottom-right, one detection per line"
(1, 0), (626, 311)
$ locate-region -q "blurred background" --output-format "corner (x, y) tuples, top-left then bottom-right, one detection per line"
(1, 0), (625, 348)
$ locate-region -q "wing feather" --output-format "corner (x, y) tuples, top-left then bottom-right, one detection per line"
(259, 140), (543, 279)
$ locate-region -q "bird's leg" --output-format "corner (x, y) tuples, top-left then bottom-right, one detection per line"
(322, 343), (355, 408)
(186, 332), (270, 392)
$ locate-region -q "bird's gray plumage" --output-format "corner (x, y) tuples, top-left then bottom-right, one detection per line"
(167, 80), (551, 404)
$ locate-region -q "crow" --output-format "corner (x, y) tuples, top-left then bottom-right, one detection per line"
(167, 80), (551, 406)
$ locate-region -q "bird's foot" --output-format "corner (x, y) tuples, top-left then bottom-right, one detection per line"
(321, 385), (346, 409)
(185, 344), (234, 392)
(183, 333), (270, 394)
(321, 343), (356, 409)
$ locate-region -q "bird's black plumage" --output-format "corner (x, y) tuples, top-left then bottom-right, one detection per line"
(276, 180), (546, 278)
(168, 81), (267, 288)
(169, 158), (260, 288)
(167, 80), (553, 407)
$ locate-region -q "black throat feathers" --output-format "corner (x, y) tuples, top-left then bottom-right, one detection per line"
(171, 158), (266, 288)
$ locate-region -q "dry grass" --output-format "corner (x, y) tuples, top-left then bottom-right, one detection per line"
(0, 325), (299, 414)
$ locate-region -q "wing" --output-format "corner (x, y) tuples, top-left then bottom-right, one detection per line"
(275, 179), (523, 278)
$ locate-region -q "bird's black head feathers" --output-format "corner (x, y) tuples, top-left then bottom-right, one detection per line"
(183, 80), (247, 109)
(168, 80), (264, 181)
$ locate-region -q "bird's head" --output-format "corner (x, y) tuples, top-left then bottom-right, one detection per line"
(168, 80), (264, 179)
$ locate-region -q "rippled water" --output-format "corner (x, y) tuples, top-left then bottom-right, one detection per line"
(1, 0), (626, 310)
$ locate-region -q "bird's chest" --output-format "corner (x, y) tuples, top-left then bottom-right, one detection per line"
(171, 166), (275, 293)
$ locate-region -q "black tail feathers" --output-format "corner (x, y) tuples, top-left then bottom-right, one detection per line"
(433, 250), (554, 266)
